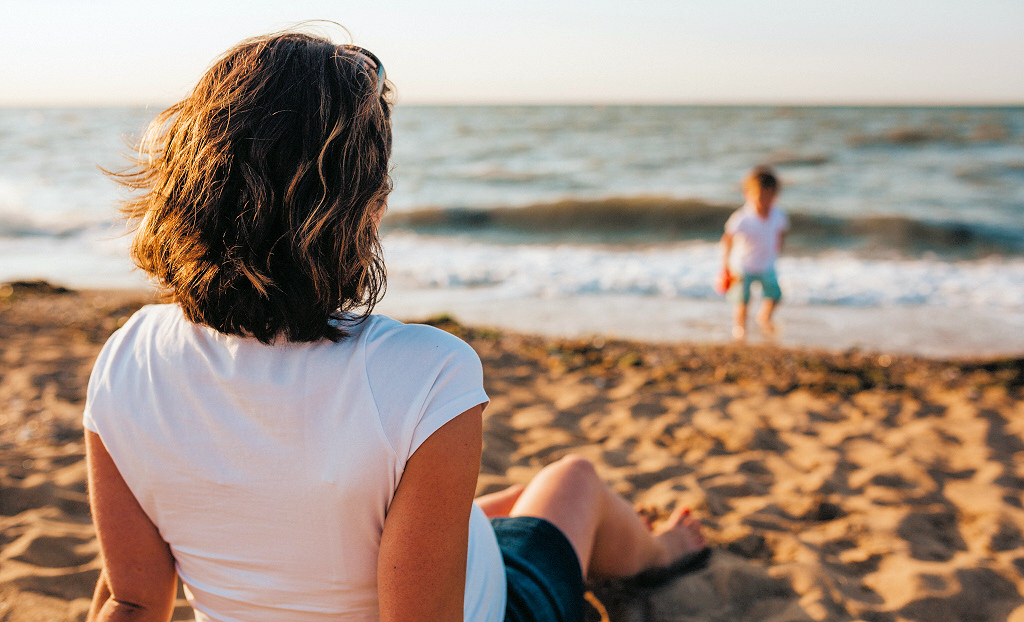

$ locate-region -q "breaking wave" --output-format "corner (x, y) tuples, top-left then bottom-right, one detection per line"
(382, 196), (1024, 258)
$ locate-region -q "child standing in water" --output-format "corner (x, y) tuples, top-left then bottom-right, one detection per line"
(720, 166), (788, 341)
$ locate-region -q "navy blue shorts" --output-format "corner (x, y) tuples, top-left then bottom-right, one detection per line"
(491, 517), (586, 622)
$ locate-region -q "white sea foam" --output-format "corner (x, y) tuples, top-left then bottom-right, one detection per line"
(382, 233), (1024, 311)
(17, 226), (1022, 315)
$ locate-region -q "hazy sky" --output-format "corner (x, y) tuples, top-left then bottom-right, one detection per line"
(3, 0), (1023, 106)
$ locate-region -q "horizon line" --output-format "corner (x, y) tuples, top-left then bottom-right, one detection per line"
(3, 100), (1024, 110)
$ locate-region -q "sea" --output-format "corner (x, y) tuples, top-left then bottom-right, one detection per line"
(2, 105), (1023, 357)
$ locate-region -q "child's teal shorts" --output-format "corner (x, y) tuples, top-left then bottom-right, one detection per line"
(728, 268), (782, 303)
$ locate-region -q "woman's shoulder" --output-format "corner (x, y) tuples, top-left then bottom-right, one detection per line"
(95, 303), (181, 352)
(118, 302), (180, 324)
(86, 304), (189, 415)
(111, 303), (196, 336)
(362, 315), (478, 362)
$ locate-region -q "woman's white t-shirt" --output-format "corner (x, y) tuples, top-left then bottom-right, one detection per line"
(83, 305), (505, 622)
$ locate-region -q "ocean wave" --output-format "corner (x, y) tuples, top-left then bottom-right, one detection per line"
(383, 196), (735, 241)
(381, 197), (1024, 258)
(766, 151), (830, 167)
(954, 162), (1024, 186)
(846, 121), (1014, 147)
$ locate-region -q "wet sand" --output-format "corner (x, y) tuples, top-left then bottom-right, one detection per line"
(2, 282), (1023, 621)
(375, 287), (1024, 359)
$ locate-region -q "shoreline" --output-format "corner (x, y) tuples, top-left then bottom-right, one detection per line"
(5, 279), (1017, 361)
(377, 285), (1024, 361)
(2, 284), (1024, 621)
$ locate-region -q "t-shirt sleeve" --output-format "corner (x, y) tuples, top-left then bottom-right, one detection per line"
(778, 209), (790, 232)
(82, 311), (144, 435)
(407, 336), (488, 455)
(365, 322), (489, 463)
(82, 342), (108, 434)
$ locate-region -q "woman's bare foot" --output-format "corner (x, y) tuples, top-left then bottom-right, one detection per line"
(635, 505), (658, 530)
(475, 484), (525, 518)
(651, 506), (705, 566)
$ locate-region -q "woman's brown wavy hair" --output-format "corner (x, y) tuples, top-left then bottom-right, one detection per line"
(116, 30), (392, 343)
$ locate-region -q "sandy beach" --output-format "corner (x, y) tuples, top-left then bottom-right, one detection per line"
(1, 282), (1023, 621)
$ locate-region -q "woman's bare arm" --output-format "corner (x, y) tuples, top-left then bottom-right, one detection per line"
(86, 431), (177, 622)
(378, 405), (484, 622)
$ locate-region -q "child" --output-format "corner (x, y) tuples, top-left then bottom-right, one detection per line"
(83, 30), (705, 622)
(720, 166), (788, 341)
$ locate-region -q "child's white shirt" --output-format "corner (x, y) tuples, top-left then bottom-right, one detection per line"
(725, 203), (789, 274)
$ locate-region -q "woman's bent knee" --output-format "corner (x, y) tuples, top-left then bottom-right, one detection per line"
(552, 454), (596, 473)
(544, 455), (600, 490)
(513, 455), (604, 517)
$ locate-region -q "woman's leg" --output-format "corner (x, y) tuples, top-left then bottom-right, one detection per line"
(475, 484), (525, 518)
(507, 455), (704, 581)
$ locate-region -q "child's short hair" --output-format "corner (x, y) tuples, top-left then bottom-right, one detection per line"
(115, 30), (393, 343)
(744, 166), (780, 192)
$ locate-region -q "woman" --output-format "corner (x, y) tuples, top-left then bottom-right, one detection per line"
(85, 29), (704, 622)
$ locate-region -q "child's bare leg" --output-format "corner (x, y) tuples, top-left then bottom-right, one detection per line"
(732, 302), (748, 341)
(756, 298), (779, 336)
(508, 455), (704, 581)
(475, 484), (525, 518)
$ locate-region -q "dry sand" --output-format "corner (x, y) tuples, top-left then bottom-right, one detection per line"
(2, 282), (1023, 622)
